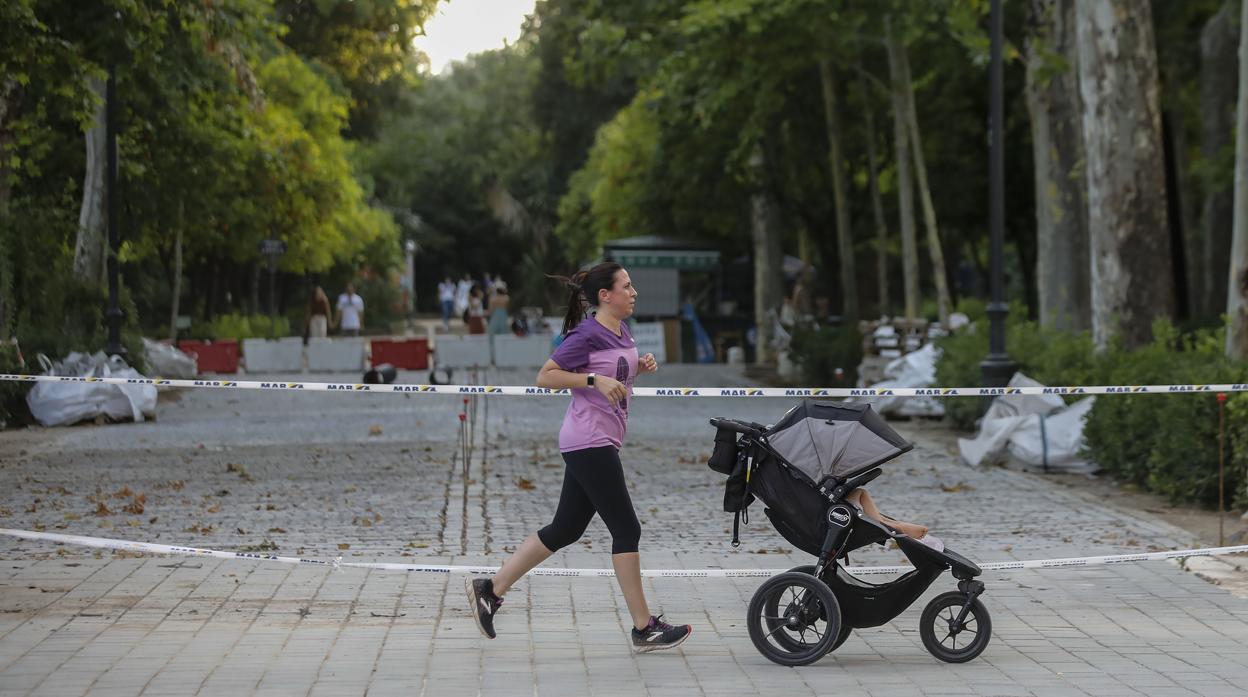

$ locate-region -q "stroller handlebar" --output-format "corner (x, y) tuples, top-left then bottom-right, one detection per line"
(709, 417), (765, 437)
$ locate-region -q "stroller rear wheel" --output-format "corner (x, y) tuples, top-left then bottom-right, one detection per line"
(783, 565), (852, 652)
(919, 591), (992, 663)
(748, 571), (842, 666)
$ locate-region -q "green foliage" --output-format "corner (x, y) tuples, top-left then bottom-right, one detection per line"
(556, 90), (665, 260)
(197, 313), (292, 342)
(356, 274), (403, 332)
(1, 0), (404, 373)
(1081, 322), (1247, 507)
(274, 0), (438, 137)
(364, 43), (561, 311)
(1224, 394), (1248, 510)
(788, 323), (863, 387)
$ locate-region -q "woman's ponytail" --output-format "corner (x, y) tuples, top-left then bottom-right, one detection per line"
(561, 271), (589, 335)
(549, 262), (623, 335)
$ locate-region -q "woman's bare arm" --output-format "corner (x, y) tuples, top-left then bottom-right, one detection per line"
(536, 359), (628, 404)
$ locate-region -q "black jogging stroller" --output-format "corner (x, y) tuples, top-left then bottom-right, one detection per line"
(708, 400), (990, 666)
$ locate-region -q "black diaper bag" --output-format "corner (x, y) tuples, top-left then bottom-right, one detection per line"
(707, 426), (757, 545)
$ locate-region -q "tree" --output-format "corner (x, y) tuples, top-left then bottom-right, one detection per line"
(856, 55), (892, 317)
(72, 76), (106, 288)
(274, 0), (438, 137)
(750, 145), (786, 364)
(1200, 2), (1239, 321)
(886, 16), (921, 323)
(1226, 0), (1248, 358)
(895, 23), (952, 327)
(1025, 0), (1090, 330)
(819, 58), (859, 323)
(1076, 0), (1174, 349)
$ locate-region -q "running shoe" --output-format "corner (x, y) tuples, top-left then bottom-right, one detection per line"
(631, 615), (692, 653)
(465, 577), (503, 639)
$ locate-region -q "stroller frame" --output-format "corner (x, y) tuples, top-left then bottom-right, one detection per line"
(710, 413), (991, 666)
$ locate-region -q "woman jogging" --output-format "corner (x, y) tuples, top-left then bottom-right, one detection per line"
(467, 262), (692, 652)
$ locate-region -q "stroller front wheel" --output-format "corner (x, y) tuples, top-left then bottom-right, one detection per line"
(919, 591), (992, 663)
(748, 571), (842, 666)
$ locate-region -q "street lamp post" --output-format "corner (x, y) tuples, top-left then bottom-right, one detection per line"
(980, 0), (1017, 392)
(105, 65), (124, 357)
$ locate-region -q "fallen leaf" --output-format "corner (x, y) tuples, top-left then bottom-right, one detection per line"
(515, 477), (535, 490)
(94, 502), (112, 517)
(122, 494), (145, 515)
(337, 543), (351, 550)
(369, 424), (383, 436)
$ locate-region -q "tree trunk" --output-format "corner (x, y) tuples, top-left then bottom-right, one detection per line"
(896, 33), (952, 327)
(169, 201), (184, 343)
(250, 262), (261, 316)
(0, 78), (19, 341)
(749, 145), (785, 364)
(856, 60), (891, 318)
(1202, 2), (1238, 322)
(886, 17), (921, 323)
(1076, 0), (1174, 350)
(1025, 0), (1091, 330)
(1162, 112), (1192, 321)
(1226, 0), (1248, 358)
(819, 58), (859, 324)
(73, 76), (108, 288)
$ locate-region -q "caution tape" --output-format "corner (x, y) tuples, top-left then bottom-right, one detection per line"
(2, 373), (1247, 398)
(3, 528), (1245, 578)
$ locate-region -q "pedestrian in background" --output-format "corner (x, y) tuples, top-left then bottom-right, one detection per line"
(466, 261), (692, 653)
(487, 281), (510, 335)
(304, 285), (332, 343)
(438, 277), (456, 330)
(336, 283), (364, 337)
(466, 284), (487, 335)
(455, 274), (472, 319)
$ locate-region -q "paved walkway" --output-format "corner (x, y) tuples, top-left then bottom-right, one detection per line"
(1, 367), (1247, 696)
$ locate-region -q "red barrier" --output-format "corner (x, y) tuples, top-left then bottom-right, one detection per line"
(177, 340), (240, 374)
(369, 338), (429, 370)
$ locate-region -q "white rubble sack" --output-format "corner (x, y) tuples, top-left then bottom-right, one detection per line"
(859, 343), (945, 417)
(957, 372), (1097, 473)
(142, 338), (197, 379)
(27, 352), (157, 427)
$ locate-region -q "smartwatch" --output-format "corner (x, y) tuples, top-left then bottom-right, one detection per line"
(586, 373), (596, 388)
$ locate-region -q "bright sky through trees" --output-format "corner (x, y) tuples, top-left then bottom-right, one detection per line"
(416, 0), (537, 74)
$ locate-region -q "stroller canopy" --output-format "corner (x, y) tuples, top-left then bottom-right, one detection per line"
(765, 401), (913, 484)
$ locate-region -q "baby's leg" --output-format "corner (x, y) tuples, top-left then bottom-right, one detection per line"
(847, 489), (929, 538)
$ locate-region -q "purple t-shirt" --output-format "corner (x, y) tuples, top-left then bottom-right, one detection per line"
(550, 319), (638, 452)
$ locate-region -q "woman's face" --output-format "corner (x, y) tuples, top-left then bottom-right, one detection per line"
(599, 269), (637, 319)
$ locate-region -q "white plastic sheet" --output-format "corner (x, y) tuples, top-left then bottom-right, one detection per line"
(859, 343), (945, 417)
(957, 372), (1097, 473)
(142, 338), (197, 379)
(26, 352), (157, 427)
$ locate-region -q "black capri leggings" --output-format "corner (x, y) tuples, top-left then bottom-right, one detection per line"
(537, 446), (642, 555)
